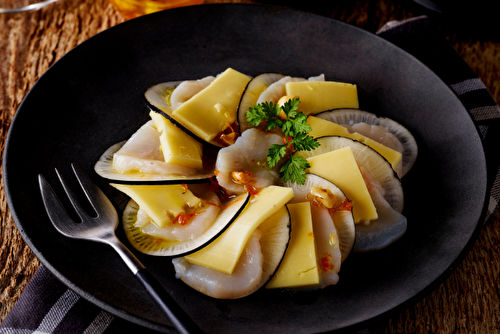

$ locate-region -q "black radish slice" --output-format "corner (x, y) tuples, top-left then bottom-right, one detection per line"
(257, 205), (292, 286)
(94, 121), (215, 184)
(144, 80), (183, 115)
(284, 174), (355, 263)
(237, 73), (285, 133)
(144, 81), (226, 149)
(266, 202), (318, 289)
(294, 136), (407, 252)
(316, 109), (418, 177)
(171, 205), (291, 299)
(295, 136), (404, 214)
(122, 191), (250, 257)
(354, 186), (407, 252)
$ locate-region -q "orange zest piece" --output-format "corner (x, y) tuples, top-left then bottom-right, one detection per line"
(320, 253), (335, 272)
(173, 211), (204, 225)
(244, 184), (259, 196)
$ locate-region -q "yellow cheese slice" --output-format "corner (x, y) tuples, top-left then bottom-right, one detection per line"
(111, 184), (201, 228)
(306, 146), (377, 223)
(185, 186), (294, 274)
(150, 111), (203, 169)
(285, 81), (359, 115)
(307, 116), (402, 170)
(172, 68), (251, 142)
(266, 202), (319, 289)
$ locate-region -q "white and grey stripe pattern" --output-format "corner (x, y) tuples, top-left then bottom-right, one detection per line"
(451, 78), (500, 122)
(450, 78), (486, 95)
(0, 290), (79, 334)
(376, 15), (427, 34)
(81, 311), (114, 334)
(486, 169), (500, 223)
(0, 262), (119, 334)
(448, 62), (500, 223)
(32, 290), (79, 333)
(0, 289), (114, 334)
(0, 262), (166, 334)
(469, 105), (500, 122)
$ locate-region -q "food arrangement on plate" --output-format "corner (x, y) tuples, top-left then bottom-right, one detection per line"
(94, 68), (418, 299)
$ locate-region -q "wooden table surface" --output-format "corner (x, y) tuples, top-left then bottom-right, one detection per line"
(1, 0), (499, 332)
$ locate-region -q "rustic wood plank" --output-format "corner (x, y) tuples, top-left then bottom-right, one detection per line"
(0, 0), (124, 320)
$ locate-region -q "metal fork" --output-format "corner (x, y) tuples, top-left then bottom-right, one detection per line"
(38, 164), (203, 334)
(0, 0), (59, 14)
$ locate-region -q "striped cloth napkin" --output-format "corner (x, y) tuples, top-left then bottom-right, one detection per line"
(1, 15), (499, 334)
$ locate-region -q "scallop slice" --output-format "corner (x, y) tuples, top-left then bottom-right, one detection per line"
(353, 180), (407, 252)
(215, 128), (284, 194)
(257, 76), (305, 104)
(256, 74), (325, 105)
(172, 205), (291, 299)
(311, 205), (341, 287)
(122, 187), (250, 256)
(170, 76), (216, 110)
(294, 136), (407, 252)
(237, 73), (285, 133)
(94, 121), (215, 184)
(172, 230), (263, 299)
(285, 174), (355, 263)
(316, 109), (418, 177)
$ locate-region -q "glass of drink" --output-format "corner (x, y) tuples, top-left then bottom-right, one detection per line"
(108, 0), (205, 20)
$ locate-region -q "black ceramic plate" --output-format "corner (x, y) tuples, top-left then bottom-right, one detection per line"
(4, 4), (487, 334)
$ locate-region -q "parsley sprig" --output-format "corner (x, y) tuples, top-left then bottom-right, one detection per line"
(246, 98), (319, 184)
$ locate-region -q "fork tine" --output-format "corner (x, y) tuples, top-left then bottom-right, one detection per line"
(71, 164), (118, 225)
(38, 174), (76, 237)
(55, 168), (91, 222)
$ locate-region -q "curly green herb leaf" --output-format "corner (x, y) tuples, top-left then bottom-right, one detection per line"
(246, 98), (319, 184)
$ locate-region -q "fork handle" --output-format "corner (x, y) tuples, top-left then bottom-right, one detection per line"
(136, 268), (204, 334)
(108, 238), (203, 333)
